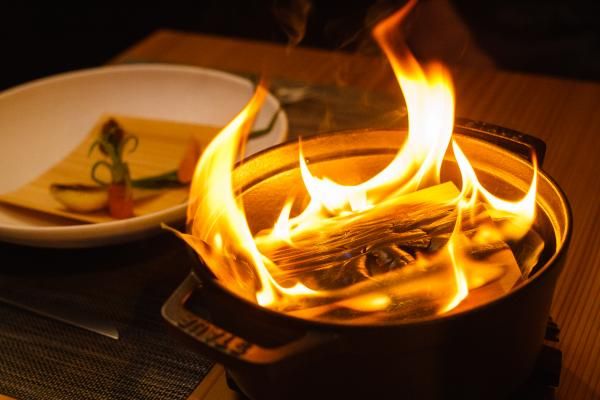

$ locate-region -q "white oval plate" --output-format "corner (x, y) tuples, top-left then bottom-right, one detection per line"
(0, 64), (287, 248)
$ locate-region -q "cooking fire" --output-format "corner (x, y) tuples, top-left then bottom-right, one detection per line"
(172, 1), (544, 324)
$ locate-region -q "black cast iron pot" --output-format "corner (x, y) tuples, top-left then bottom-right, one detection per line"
(163, 119), (571, 400)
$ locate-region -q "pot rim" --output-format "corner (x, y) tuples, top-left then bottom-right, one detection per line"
(192, 127), (573, 330)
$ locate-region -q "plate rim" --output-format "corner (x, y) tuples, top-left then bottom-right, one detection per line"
(0, 63), (287, 246)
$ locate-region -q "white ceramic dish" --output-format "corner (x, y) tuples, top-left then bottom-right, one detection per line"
(0, 64), (287, 248)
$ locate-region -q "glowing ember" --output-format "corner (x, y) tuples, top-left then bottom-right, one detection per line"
(176, 0), (541, 323)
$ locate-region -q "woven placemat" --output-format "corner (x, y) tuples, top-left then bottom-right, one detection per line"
(0, 234), (212, 400)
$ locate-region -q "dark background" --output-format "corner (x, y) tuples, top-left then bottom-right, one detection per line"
(1, 0), (598, 90)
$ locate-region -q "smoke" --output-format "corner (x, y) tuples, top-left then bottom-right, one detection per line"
(318, 0), (404, 55)
(270, 0), (409, 135)
(272, 0), (312, 47)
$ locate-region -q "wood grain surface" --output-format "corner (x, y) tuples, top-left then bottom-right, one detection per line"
(186, 365), (242, 400)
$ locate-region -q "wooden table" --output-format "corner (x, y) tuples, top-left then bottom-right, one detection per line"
(2, 29), (597, 400)
(111, 30), (600, 400)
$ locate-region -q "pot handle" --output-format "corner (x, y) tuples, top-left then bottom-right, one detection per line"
(454, 117), (546, 167)
(162, 273), (335, 368)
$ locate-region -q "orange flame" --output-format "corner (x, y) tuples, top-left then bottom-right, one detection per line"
(182, 0), (540, 322)
(184, 84), (314, 306)
(452, 140), (538, 240)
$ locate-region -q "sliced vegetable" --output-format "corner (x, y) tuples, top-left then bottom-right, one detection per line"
(108, 183), (134, 219)
(50, 184), (108, 212)
(50, 183), (165, 214)
(131, 170), (183, 189)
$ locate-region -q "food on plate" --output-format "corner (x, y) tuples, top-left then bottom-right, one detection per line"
(49, 110), (279, 219)
(50, 119), (197, 218)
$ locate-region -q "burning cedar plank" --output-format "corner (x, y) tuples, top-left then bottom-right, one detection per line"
(259, 182), (510, 290)
(284, 245), (521, 324)
(259, 182), (458, 267)
(252, 182), (529, 323)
